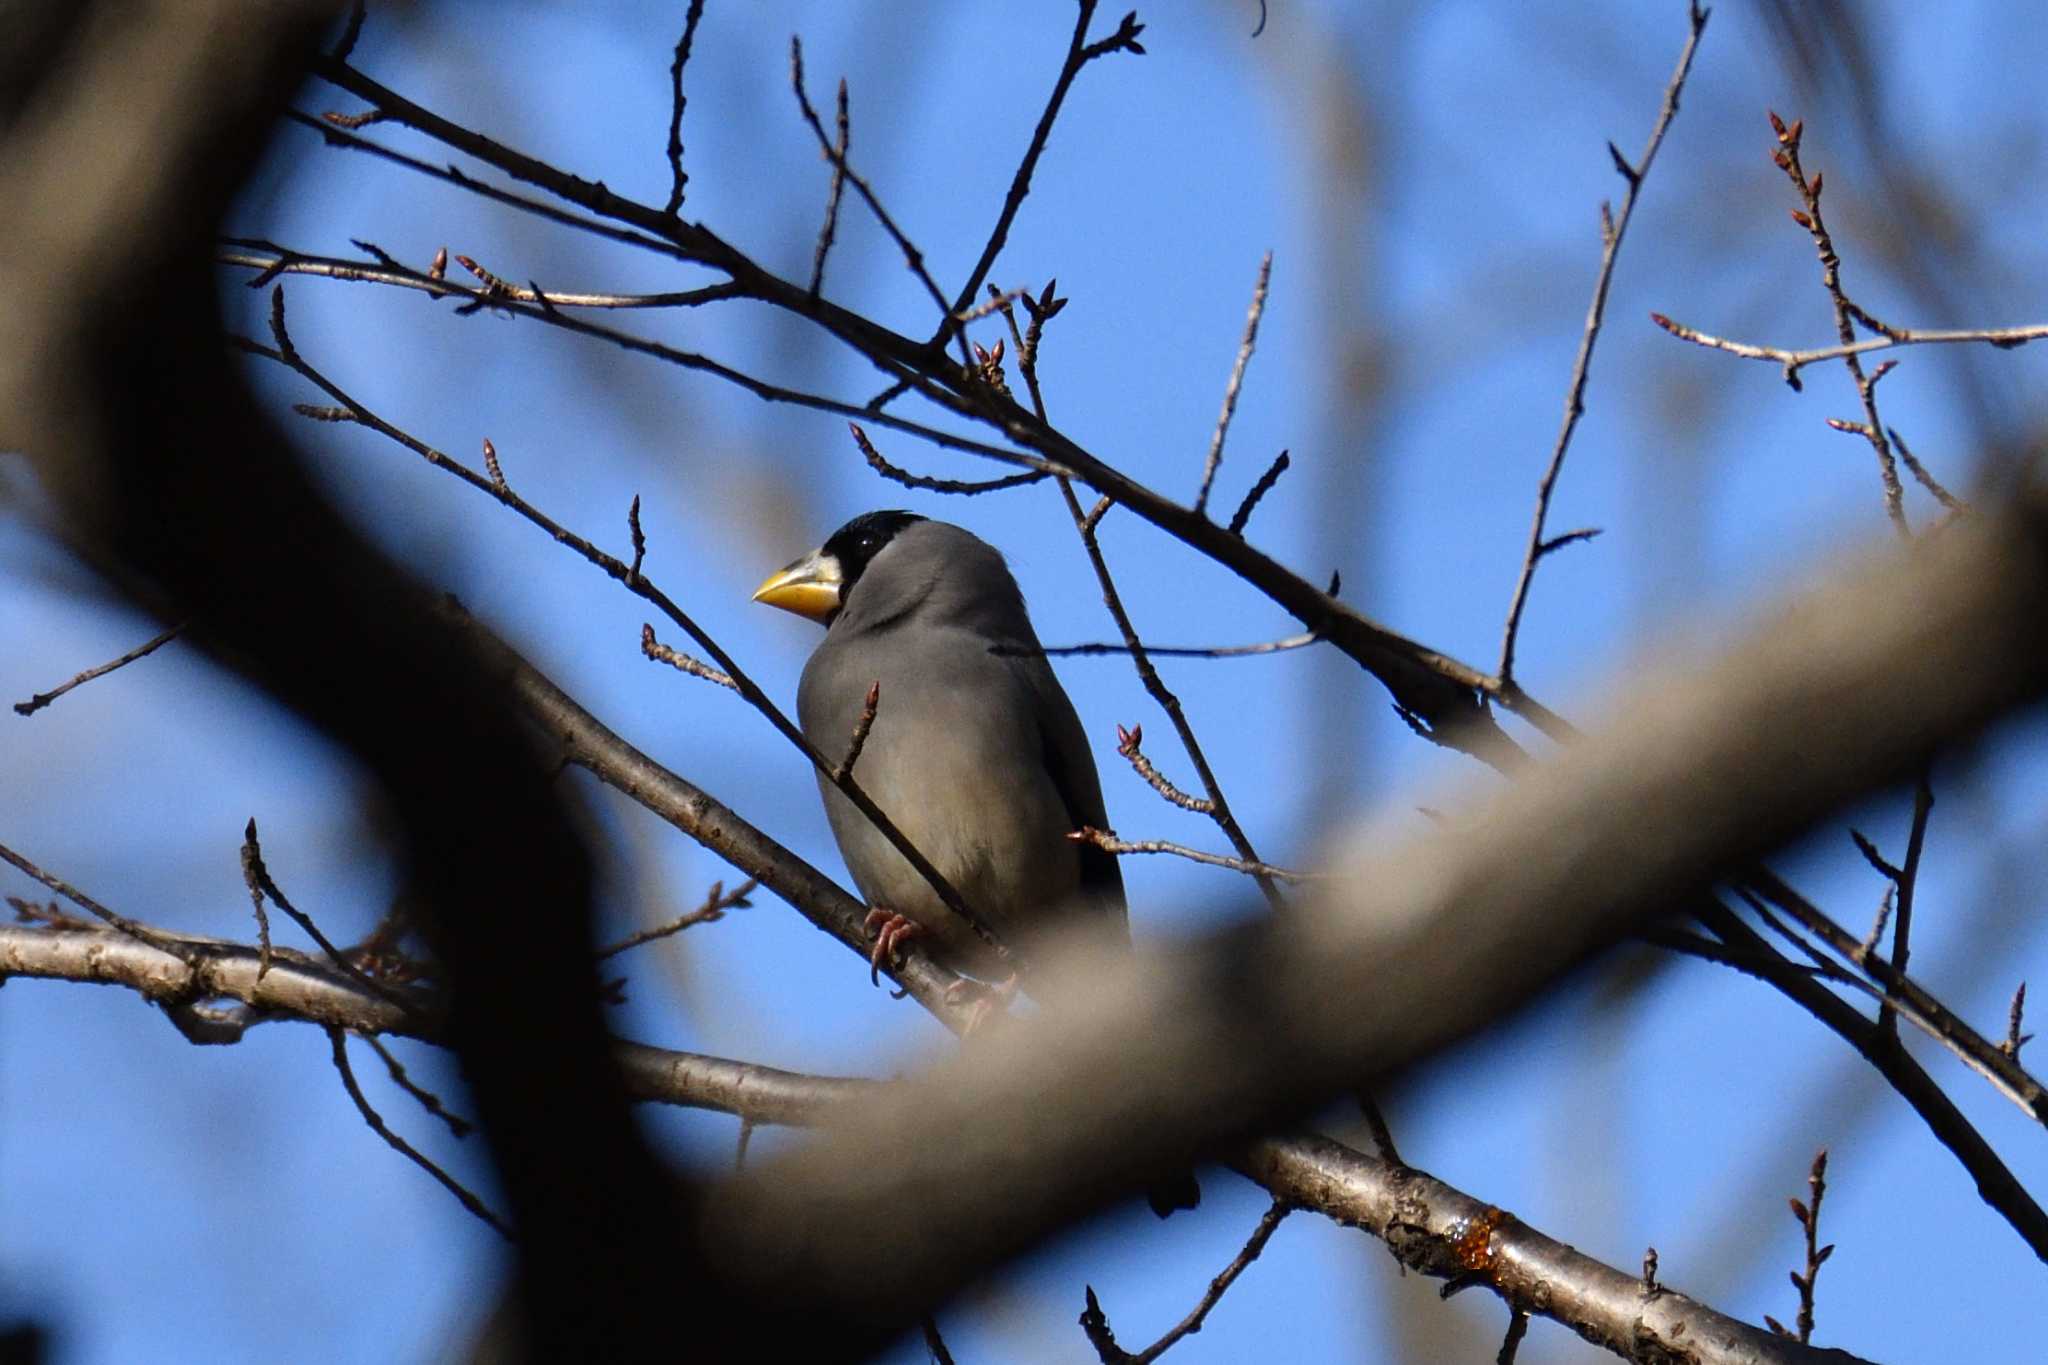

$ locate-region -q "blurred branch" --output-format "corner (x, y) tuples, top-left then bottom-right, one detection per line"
(0, 3), (762, 1352)
(693, 495), (2048, 1321)
(402, 608), (1931, 1359)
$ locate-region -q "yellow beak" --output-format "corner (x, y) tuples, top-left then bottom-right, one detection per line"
(751, 548), (844, 623)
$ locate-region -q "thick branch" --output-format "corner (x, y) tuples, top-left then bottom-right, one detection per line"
(0, 916), (1868, 1364)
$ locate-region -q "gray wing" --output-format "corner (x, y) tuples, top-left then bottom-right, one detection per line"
(1010, 652), (1129, 931)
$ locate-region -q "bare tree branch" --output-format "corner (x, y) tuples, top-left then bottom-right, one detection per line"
(1650, 311), (2048, 390)
(0, 911), (1871, 1364)
(1193, 251), (1273, 518)
(1498, 0), (1710, 686)
(11, 620), (184, 716)
(661, 0), (708, 216)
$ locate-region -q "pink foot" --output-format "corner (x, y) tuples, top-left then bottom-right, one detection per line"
(945, 973), (1019, 1035)
(863, 908), (923, 987)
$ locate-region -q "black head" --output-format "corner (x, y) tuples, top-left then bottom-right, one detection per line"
(820, 510), (926, 598)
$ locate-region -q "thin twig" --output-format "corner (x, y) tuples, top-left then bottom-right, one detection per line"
(809, 78), (850, 295)
(2003, 983), (2032, 1061)
(241, 819), (411, 1013)
(226, 235), (1055, 483)
(986, 278), (1289, 912)
(939, 2), (1145, 345)
(1765, 111), (1909, 533)
(1226, 449), (1289, 536)
(790, 37), (953, 327)
(8, 896), (90, 931)
(1859, 884), (1893, 957)
(327, 1027), (512, 1240)
(1068, 512), (1286, 916)
(241, 829), (273, 977)
(831, 683), (880, 783)
(362, 1034), (474, 1139)
(1764, 1150), (1831, 1344)
(1080, 1200), (1291, 1364)
(596, 878), (756, 961)
(1651, 312), (2048, 389)
(1070, 827), (1313, 883)
(1887, 427), (1966, 513)
(1003, 279), (1065, 423)
(1497, 0), (1709, 686)
(1884, 772), (1935, 1034)
(1740, 870), (2048, 1123)
(851, 421), (1046, 495)
(662, 0), (708, 216)
(641, 624), (738, 691)
(1193, 252), (1273, 517)
(1028, 631), (1321, 660)
(220, 245), (743, 309)
(1359, 1093), (1402, 1166)
(1114, 724), (1212, 814)
(0, 841), (196, 963)
(1677, 905), (2048, 1262)
(1496, 1308), (1531, 1364)
(13, 621), (184, 716)
(734, 1118), (755, 1170)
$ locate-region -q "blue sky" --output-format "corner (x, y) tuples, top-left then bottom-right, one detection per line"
(5, 2), (2047, 1361)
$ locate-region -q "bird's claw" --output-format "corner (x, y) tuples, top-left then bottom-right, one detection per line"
(863, 908), (922, 987)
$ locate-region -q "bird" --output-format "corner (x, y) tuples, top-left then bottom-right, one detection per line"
(753, 511), (1200, 1216)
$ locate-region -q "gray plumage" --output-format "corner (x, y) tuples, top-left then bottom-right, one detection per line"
(762, 512), (1199, 1216)
(795, 517), (1126, 981)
